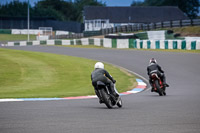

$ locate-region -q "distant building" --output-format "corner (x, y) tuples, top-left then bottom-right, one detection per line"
(83, 6), (188, 31)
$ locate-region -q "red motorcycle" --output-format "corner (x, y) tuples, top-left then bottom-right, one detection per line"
(150, 72), (166, 96)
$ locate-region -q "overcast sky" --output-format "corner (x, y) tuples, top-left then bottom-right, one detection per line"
(0, 0), (142, 6)
(100, 0), (139, 6)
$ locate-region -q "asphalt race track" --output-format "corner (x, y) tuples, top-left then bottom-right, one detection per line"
(1, 46), (200, 133)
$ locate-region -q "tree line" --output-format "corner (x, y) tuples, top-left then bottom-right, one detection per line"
(0, 0), (105, 22)
(131, 0), (200, 19)
(0, 0), (199, 23)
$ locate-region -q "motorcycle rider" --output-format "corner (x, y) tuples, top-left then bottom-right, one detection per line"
(147, 58), (169, 92)
(91, 62), (119, 103)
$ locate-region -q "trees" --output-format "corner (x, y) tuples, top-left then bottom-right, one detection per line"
(0, 0), (105, 22)
(34, 0), (75, 21)
(131, 0), (200, 19)
(0, 1), (29, 17)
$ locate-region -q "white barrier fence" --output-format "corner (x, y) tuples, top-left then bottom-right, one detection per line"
(11, 29), (70, 36)
(2, 38), (200, 50)
(147, 30), (165, 40)
(12, 29), (43, 35)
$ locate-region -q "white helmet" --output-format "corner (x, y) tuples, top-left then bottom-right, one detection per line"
(149, 58), (157, 64)
(94, 62), (104, 69)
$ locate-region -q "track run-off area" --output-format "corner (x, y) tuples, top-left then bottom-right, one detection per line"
(0, 46), (200, 133)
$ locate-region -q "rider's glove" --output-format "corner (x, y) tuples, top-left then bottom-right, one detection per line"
(113, 80), (116, 83)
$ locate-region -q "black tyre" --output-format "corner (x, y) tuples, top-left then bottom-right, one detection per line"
(163, 87), (166, 96)
(99, 89), (113, 109)
(117, 97), (122, 108)
(155, 80), (163, 96)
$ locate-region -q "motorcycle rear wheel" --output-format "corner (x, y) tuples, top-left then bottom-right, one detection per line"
(99, 89), (113, 109)
(155, 80), (163, 96)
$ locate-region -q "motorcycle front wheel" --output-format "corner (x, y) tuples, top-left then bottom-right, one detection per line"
(117, 97), (122, 108)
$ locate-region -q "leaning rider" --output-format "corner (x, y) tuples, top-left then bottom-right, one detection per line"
(147, 58), (169, 92)
(91, 62), (119, 103)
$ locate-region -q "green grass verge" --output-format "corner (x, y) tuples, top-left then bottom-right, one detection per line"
(0, 48), (136, 98)
(0, 34), (36, 41)
(135, 32), (148, 40)
(0, 29), (11, 34)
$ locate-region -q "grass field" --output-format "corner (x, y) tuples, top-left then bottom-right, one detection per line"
(0, 48), (136, 98)
(0, 34), (36, 41)
(169, 26), (200, 36)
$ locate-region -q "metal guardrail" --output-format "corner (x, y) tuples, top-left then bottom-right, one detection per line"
(50, 33), (84, 39)
(100, 19), (200, 35)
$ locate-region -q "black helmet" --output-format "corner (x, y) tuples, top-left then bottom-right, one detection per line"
(149, 58), (157, 64)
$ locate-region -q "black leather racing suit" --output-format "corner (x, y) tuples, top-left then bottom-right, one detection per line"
(147, 63), (167, 86)
(91, 68), (117, 97)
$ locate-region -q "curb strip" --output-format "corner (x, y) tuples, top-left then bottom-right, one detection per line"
(0, 79), (146, 102)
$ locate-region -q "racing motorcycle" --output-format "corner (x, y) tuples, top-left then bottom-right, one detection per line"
(95, 81), (122, 109)
(150, 72), (166, 96)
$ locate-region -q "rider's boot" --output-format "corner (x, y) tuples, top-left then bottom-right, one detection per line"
(161, 75), (169, 87)
(99, 99), (104, 104)
(109, 82), (119, 100)
(113, 92), (119, 102)
(163, 83), (169, 87)
(114, 92), (119, 98)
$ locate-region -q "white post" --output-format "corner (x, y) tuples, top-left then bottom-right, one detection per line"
(27, 0), (30, 41)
